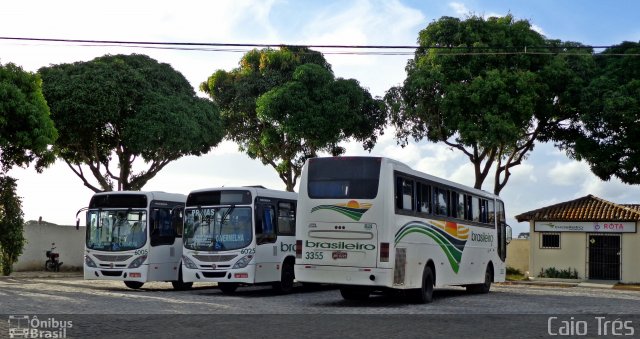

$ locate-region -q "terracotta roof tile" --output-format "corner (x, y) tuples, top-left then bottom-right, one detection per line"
(515, 195), (640, 222)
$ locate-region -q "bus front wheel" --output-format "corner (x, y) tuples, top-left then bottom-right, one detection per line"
(467, 266), (492, 294)
(124, 281), (144, 289)
(172, 267), (194, 290)
(272, 262), (295, 294)
(411, 266), (434, 304)
(218, 282), (239, 294)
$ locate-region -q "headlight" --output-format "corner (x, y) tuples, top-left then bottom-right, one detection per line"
(84, 255), (97, 268)
(182, 255), (197, 269)
(232, 255), (254, 269)
(128, 255), (147, 268)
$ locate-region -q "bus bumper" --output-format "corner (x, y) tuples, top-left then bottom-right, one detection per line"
(84, 264), (148, 282)
(182, 265), (255, 284)
(294, 264), (393, 288)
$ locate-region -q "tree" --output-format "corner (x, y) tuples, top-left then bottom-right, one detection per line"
(0, 62), (58, 173)
(385, 15), (593, 194)
(39, 54), (225, 192)
(554, 41), (640, 184)
(201, 47), (385, 191)
(0, 175), (26, 276)
(1, 62), (57, 275)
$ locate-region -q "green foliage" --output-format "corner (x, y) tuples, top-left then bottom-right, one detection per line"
(506, 266), (523, 275)
(39, 54), (224, 192)
(0, 62), (58, 173)
(386, 15), (593, 194)
(555, 41), (640, 184)
(0, 175), (26, 276)
(538, 267), (579, 279)
(201, 47), (385, 191)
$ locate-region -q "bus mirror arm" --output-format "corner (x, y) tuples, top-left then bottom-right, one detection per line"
(75, 207), (89, 230)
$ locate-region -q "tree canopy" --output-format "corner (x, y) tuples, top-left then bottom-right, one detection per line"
(386, 15), (593, 194)
(0, 62), (58, 173)
(39, 54), (225, 192)
(201, 47), (385, 191)
(554, 41), (640, 184)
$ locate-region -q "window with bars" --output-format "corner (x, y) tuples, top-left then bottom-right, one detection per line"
(541, 232), (561, 249)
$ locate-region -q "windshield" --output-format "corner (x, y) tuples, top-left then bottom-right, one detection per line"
(86, 209), (147, 251)
(183, 206), (252, 251)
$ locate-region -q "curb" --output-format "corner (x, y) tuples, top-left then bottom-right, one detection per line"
(501, 280), (640, 291)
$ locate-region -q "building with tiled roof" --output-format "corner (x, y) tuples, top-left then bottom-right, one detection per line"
(515, 195), (640, 283)
(515, 195), (640, 222)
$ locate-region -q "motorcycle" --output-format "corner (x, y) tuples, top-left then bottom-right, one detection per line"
(45, 243), (63, 272)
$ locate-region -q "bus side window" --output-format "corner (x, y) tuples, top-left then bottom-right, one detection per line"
(417, 183), (431, 214)
(433, 187), (449, 216)
(277, 202), (295, 236)
(487, 200), (495, 226)
(450, 191), (464, 218)
(464, 195), (472, 220)
(172, 207), (184, 237)
(256, 204), (276, 245)
(395, 176), (414, 211)
(472, 197), (480, 222)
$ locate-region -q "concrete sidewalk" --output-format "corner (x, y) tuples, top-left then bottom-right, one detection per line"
(502, 279), (640, 291)
(0, 271), (83, 279)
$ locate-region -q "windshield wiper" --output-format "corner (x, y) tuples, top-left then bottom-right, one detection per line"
(219, 205), (235, 229)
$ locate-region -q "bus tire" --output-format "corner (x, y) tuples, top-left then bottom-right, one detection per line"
(172, 267), (193, 291)
(340, 286), (370, 300)
(467, 266), (492, 294)
(124, 281), (144, 289)
(411, 266), (434, 304)
(273, 261), (295, 294)
(218, 282), (238, 294)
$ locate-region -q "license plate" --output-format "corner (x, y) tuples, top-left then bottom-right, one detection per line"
(332, 251), (348, 260)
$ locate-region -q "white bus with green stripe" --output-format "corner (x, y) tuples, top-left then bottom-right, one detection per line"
(294, 156), (511, 303)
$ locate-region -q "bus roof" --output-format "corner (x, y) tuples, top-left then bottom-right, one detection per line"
(308, 156), (500, 201)
(187, 186), (297, 201)
(91, 191), (187, 203)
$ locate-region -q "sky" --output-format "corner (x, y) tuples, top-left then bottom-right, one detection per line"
(2, 0), (640, 236)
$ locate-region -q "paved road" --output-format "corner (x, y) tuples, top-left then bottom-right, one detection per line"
(1, 277), (639, 338)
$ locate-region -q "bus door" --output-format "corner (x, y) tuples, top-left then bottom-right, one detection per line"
(148, 206), (180, 280)
(254, 201), (278, 282)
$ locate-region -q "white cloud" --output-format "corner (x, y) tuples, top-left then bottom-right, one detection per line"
(548, 161), (590, 186)
(449, 2), (469, 16)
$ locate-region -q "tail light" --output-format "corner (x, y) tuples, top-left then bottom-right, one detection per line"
(380, 242), (389, 262)
(296, 240), (302, 259)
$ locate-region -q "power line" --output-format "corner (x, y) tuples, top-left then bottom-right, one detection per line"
(1, 36), (636, 57)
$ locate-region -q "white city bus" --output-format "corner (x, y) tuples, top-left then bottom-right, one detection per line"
(294, 156), (511, 303)
(81, 191), (191, 290)
(181, 187), (298, 294)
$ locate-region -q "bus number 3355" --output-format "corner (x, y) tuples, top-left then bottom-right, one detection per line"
(305, 251), (323, 260)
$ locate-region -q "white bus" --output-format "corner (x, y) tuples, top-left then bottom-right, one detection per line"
(181, 187), (298, 294)
(81, 191), (191, 290)
(294, 156), (511, 303)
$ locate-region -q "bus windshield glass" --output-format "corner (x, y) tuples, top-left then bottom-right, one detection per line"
(86, 210), (147, 251)
(183, 207), (252, 251)
(307, 157), (381, 199)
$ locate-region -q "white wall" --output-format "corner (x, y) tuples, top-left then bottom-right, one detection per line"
(13, 223), (85, 271)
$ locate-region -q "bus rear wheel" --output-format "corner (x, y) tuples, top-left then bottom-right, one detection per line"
(410, 266), (434, 304)
(466, 266), (492, 294)
(124, 281), (144, 289)
(340, 286), (370, 300)
(218, 282), (239, 294)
